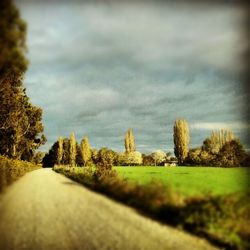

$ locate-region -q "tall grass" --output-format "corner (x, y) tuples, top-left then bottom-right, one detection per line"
(54, 166), (250, 250)
(0, 156), (40, 192)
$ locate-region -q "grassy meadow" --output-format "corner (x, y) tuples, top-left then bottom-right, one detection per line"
(114, 166), (250, 196)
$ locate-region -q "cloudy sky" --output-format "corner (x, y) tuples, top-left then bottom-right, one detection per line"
(17, 1), (249, 153)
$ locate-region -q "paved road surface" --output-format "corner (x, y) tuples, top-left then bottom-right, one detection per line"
(0, 169), (218, 250)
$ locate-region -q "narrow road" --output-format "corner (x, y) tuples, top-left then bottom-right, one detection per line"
(0, 169), (217, 250)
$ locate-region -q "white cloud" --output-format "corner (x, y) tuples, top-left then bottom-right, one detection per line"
(191, 122), (250, 131)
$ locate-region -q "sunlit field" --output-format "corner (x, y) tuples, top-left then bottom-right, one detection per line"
(114, 166), (250, 196)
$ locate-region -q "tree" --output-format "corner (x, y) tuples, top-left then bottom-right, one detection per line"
(173, 119), (190, 164)
(96, 147), (117, 169)
(204, 129), (235, 154)
(0, 0), (46, 159)
(32, 151), (45, 165)
(151, 150), (166, 166)
(42, 137), (75, 167)
(120, 151), (143, 166)
(186, 131), (246, 167)
(76, 143), (83, 166)
(57, 136), (64, 165)
(216, 139), (247, 167)
(124, 128), (136, 153)
(69, 132), (76, 167)
(91, 148), (98, 165)
(80, 136), (92, 166)
(42, 141), (59, 168)
(142, 154), (154, 166)
(62, 138), (70, 165)
(0, 0), (28, 77)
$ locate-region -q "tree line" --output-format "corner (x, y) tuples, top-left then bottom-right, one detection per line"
(43, 120), (250, 168)
(43, 129), (143, 168)
(173, 120), (249, 167)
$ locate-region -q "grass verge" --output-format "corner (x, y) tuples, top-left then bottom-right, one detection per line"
(0, 156), (41, 192)
(54, 166), (250, 250)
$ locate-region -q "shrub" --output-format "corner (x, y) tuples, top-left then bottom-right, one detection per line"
(119, 151), (143, 166)
(151, 150), (166, 166)
(96, 147), (117, 168)
(0, 156), (40, 192)
(142, 154), (155, 166)
(215, 140), (248, 167)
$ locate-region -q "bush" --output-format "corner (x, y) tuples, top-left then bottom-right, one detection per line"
(0, 156), (40, 192)
(118, 151), (143, 166)
(215, 140), (248, 167)
(185, 139), (248, 167)
(142, 154), (155, 166)
(151, 150), (166, 166)
(96, 147), (117, 168)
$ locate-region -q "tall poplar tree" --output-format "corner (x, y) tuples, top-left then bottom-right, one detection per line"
(209, 129), (235, 154)
(69, 132), (76, 167)
(80, 136), (92, 166)
(57, 136), (64, 165)
(124, 128), (136, 153)
(173, 119), (190, 164)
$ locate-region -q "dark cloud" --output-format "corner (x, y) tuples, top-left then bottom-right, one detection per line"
(17, 1), (249, 152)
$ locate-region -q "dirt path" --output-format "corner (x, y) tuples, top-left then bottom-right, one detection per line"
(0, 169), (218, 250)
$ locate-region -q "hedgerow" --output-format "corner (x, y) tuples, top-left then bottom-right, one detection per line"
(0, 156), (40, 192)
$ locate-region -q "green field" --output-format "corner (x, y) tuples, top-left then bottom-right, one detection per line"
(114, 166), (250, 196)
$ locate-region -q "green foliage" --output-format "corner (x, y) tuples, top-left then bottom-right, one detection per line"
(0, 156), (40, 192)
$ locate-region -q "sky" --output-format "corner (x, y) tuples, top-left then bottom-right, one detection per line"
(17, 0), (249, 153)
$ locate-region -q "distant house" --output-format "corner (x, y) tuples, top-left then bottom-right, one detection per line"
(164, 160), (178, 167)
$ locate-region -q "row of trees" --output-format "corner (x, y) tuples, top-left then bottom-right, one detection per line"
(44, 120), (249, 168)
(43, 129), (176, 167)
(173, 119), (249, 167)
(0, 0), (46, 161)
(185, 129), (249, 167)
